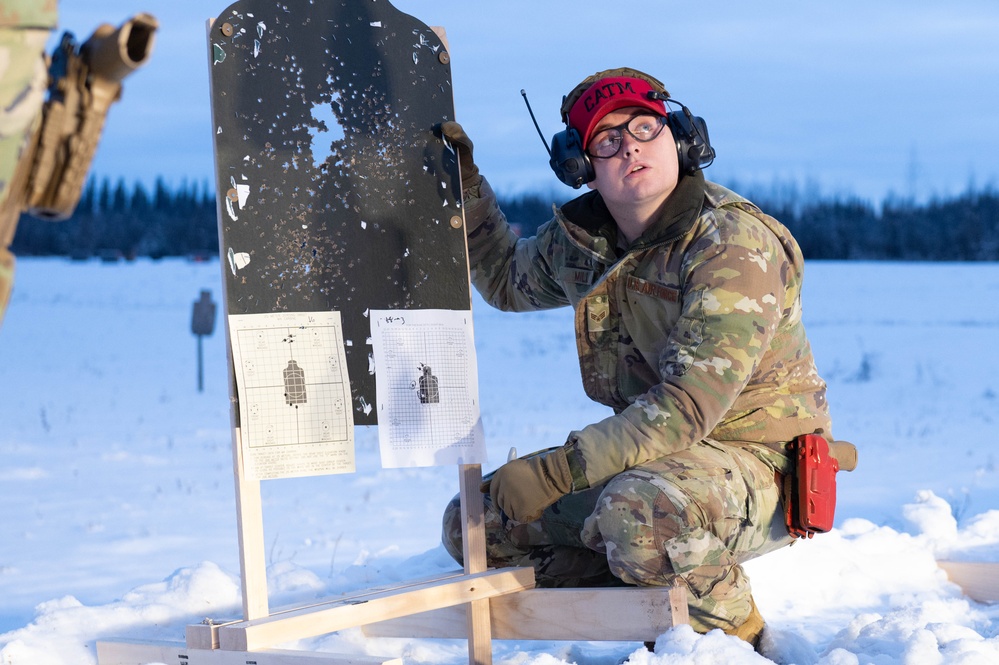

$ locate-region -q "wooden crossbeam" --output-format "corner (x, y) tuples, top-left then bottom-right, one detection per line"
(362, 586), (689, 642)
(216, 567), (535, 651)
(185, 569), (474, 649)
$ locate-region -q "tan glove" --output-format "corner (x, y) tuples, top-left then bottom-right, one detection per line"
(483, 447), (573, 523)
(439, 120), (481, 188)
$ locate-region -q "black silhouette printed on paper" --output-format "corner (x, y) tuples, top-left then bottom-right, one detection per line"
(284, 360), (307, 406)
(417, 364), (439, 404)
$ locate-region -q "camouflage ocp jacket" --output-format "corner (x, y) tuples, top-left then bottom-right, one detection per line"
(464, 171), (831, 490)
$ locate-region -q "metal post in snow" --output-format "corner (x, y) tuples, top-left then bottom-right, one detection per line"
(191, 289), (217, 392)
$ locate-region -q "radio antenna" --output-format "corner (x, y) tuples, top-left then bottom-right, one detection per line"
(521, 89), (552, 158)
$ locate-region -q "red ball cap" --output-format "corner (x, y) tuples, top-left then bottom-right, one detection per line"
(567, 75), (667, 148)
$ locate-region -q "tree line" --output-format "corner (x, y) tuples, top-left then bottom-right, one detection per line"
(503, 184), (999, 261)
(12, 177), (217, 260)
(11, 176), (999, 261)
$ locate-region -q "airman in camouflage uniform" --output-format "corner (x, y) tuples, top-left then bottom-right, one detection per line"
(441, 67), (834, 646)
(0, 0), (58, 322)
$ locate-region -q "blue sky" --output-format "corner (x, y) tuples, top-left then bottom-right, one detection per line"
(58, 0), (999, 205)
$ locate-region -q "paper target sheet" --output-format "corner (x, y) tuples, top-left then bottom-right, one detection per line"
(370, 309), (486, 468)
(228, 311), (355, 480)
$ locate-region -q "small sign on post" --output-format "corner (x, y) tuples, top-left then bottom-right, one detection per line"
(191, 289), (217, 392)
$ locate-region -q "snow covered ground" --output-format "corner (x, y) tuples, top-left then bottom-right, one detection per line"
(0, 258), (997, 664)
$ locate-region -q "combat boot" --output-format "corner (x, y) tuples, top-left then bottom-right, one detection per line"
(636, 597), (764, 660)
(723, 596), (765, 650)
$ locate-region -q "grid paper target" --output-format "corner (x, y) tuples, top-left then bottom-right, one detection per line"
(234, 323), (351, 449)
(380, 324), (478, 449)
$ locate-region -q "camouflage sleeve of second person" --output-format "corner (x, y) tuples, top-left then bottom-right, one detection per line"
(0, 0), (58, 29)
(463, 176), (571, 312)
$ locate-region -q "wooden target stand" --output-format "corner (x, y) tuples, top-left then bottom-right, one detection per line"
(97, 2), (687, 664)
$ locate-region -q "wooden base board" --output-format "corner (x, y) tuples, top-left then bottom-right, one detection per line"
(362, 586), (689, 642)
(99, 585), (689, 665)
(96, 640), (401, 665)
(938, 561), (999, 603)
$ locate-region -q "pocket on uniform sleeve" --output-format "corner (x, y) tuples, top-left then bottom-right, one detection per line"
(661, 288), (705, 376)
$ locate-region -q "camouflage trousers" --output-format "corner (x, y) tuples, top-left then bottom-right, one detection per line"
(442, 439), (793, 634)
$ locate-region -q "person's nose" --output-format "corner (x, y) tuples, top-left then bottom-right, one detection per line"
(621, 131), (641, 157)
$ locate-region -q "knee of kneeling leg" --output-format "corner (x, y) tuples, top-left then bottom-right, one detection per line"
(591, 476), (688, 580)
(440, 495), (465, 563)
(593, 472), (686, 535)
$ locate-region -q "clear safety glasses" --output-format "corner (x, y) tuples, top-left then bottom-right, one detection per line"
(586, 113), (668, 159)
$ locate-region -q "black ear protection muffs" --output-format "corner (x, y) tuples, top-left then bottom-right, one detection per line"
(549, 91), (716, 189)
(664, 99), (716, 177)
(549, 126), (592, 189)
